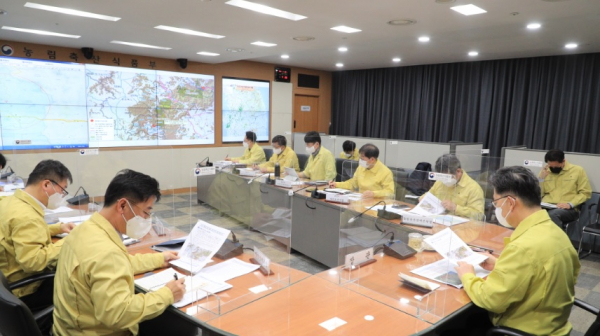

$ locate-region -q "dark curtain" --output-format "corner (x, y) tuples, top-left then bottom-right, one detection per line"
(331, 53), (600, 156)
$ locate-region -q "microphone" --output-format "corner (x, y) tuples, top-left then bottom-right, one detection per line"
(67, 186), (90, 205)
(196, 157), (212, 167)
(248, 173), (269, 184)
(0, 166), (14, 179)
(348, 200), (386, 223)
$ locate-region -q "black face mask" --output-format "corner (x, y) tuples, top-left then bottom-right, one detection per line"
(549, 167), (563, 174)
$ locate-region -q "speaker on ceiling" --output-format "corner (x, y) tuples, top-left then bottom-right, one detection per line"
(177, 58), (188, 69)
(81, 47), (94, 60)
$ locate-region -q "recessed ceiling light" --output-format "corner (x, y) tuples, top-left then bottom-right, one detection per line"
(292, 36), (315, 41)
(527, 23), (541, 29)
(565, 43), (578, 49)
(251, 41), (277, 47)
(468, 51), (479, 56)
(451, 4), (487, 16)
(226, 48), (245, 53)
(336, 63), (344, 67)
(387, 19), (417, 26)
(418, 36), (430, 42)
(24, 2), (120, 21)
(225, 0), (306, 21)
(197, 51), (219, 56)
(1, 26), (80, 38)
(392, 58), (401, 62)
(331, 26), (361, 33)
(155, 25), (224, 39)
(541, 0), (569, 2)
(110, 41), (171, 50)
(435, 0), (456, 3)
(338, 47), (348, 52)
(281, 54), (289, 59)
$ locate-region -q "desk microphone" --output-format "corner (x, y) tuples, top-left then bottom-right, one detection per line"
(67, 186), (90, 205)
(196, 157), (213, 167)
(248, 173), (269, 184)
(0, 166), (14, 179)
(348, 200), (386, 223)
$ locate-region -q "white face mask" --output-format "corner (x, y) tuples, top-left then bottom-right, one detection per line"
(345, 153), (352, 158)
(495, 198), (513, 228)
(305, 145), (316, 154)
(442, 177), (458, 187)
(273, 147), (282, 155)
(359, 159), (369, 169)
(242, 141), (249, 148)
(122, 201), (153, 240)
(45, 184), (67, 210)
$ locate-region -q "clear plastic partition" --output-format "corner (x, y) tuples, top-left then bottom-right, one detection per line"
(181, 164), (293, 321)
(341, 159), (359, 182)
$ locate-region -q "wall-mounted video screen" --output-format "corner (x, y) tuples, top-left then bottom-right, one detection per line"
(221, 77), (270, 143)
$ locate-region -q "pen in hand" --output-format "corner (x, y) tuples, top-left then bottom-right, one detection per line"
(173, 273), (178, 281)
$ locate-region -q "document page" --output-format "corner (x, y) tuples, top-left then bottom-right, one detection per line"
(409, 192), (445, 216)
(411, 259), (490, 288)
(432, 215), (469, 226)
(170, 220), (230, 274)
(423, 228), (487, 266)
(198, 258), (260, 282)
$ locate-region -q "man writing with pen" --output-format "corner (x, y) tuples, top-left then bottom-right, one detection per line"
(329, 144), (394, 198)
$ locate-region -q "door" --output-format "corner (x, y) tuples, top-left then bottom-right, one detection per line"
(293, 95), (319, 132)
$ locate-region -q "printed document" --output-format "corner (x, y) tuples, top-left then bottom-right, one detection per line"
(411, 259), (490, 288)
(409, 192), (445, 216)
(170, 220), (230, 274)
(198, 258), (260, 282)
(423, 228), (488, 265)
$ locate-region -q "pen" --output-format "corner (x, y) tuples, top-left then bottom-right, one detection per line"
(467, 244), (494, 254)
(173, 273), (178, 281)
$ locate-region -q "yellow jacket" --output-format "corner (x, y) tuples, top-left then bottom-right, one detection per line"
(336, 160), (395, 198)
(339, 148), (359, 161)
(259, 146), (300, 172)
(0, 189), (64, 297)
(53, 212), (172, 336)
(541, 161), (591, 207)
(461, 210), (580, 335)
(232, 144), (266, 164)
(424, 172), (484, 218)
(303, 147), (336, 181)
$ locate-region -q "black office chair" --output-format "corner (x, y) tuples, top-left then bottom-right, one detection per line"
(579, 202), (600, 259)
(297, 154), (309, 171)
(263, 148), (273, 162)
(0, 271), (55, 336)
(486, 299), (600, 336)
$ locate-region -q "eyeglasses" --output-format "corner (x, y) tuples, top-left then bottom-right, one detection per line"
(49, 180), (69, 196)
(491, 195), (513, 208)
(128, 200), (153, 219)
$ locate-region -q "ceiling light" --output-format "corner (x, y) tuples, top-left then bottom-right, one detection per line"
(336, 63), (344, 67)
(110, 41), (171, 50)
(331, 26), (361, 33)
(392, 58), (401, 62)
(1, 26), (80, 38)
(292, 36), (315, 41)
(418, 36), (430, 42)
(435, 0), (456, 3)
(225, 0), (306, 21)
(527, 23), (541, 29)
(281, 54), (289, 59)
(565, 43), (578, 49)
(24, 2), (120, 21)
(155, 25), (224, 39)
(251, 41), (277, 47)
(468, 51), (479, 56)
(451, 4), (487, 16)
(226, 48), (245, 53)
(197, 51), (219, 56)
(387, 19), (417, 26)
(338, 47), (348, 52)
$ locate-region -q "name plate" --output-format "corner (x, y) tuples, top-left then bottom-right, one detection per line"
(275, 179), (293, 188)
(344, 247), (373, 269)
(326, 193), (349, 204)
(238, 168), (256, 177)
(523, 160), (543, 167)
(193, 167), (216, 176)
(401, 213), (434, 228)
(428, 172), (454, 182)
(253, 246), (270, 274)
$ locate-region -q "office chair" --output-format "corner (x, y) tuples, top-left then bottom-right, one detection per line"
(0, 271), (55, 336)
(297, 154), (309, 171)
(579, 201), (600, 259)
(486, 299), (600, 336)
(263, 148), (273, 162)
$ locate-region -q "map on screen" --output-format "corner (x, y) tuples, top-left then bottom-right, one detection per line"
(222, 78), (269, 142)
(0, 57), (88, 149)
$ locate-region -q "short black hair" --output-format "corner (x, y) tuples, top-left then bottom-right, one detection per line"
(342, 140), (356, 152)
(545, 149), (565, 163)
(245, 131), (257, 143)
(435, 154), (461, 174)
(271, 135), (287, 147)
(0, 153), (6, 169)
(490, 166), (541, 207)
(104, 169), (161, 207)
(26, 160), (73, 186)
(359, 144), (379, 159)
(304, 131), (321, 145)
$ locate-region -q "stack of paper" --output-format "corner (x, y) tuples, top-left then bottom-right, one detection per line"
(169, 220), (230, 274)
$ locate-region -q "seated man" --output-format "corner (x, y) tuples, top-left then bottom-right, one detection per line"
(53, 169), (185, 335)
(258, 135), (300, 173)
(329, 144), (394, 198)
(539, 149), (591, 228)
(456, 166), (580, 335)
(298, 131), (336, 181)
(421, 154), (484, 218)
(339, 140), (359, 161)
(227, 131), (266, 164)
(0, 159), (75, 310)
